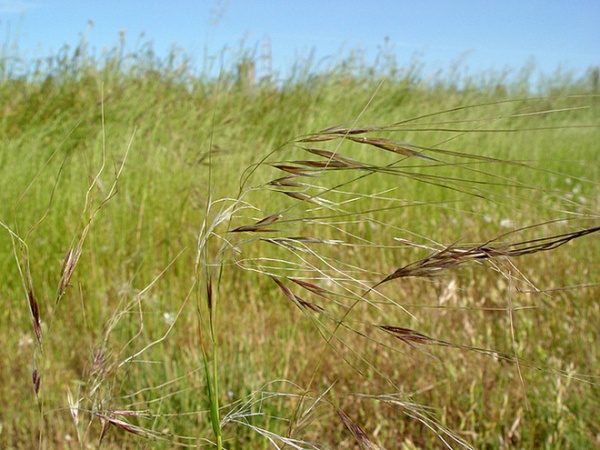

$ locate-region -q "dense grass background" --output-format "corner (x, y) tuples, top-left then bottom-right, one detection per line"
(1, 37), (599, 449)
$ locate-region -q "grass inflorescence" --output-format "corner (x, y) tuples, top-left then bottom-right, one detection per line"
(1, 33), (599, 449)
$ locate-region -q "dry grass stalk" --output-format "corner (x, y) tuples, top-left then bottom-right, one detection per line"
(1, 222), (45, 349)
(55, 124), (134, 305)
(377, 323), (597, 384)
(57, 246), (81, 301)
(367, 393), (476, 449)
(96, 410), (159, 445)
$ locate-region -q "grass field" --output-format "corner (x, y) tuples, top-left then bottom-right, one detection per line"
(1, 38), (599, 449)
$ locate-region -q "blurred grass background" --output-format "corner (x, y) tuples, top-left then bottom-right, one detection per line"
(0, 34), (598, 449)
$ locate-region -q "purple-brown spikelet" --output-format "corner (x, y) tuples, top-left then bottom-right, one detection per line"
(28, 288), (42, 345)
(32, 369), (41, 395)
(271, 277), (324, 313)
(372, 226), (600, 289)
(338, 410), (383, 449)
(231, 214), (281, 233)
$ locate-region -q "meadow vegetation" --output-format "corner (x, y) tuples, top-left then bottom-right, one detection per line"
(0, 36), (599, 449)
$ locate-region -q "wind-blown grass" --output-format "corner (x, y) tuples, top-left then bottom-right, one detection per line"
(0, 36), (599, 449)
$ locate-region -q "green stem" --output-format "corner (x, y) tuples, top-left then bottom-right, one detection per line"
(208, 271), (222, 449)
(210, 336), (222, 449)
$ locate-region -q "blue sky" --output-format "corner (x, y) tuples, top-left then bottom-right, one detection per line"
(1, 0), (599, 83)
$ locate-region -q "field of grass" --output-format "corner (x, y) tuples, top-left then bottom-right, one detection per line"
(1, 38), (599, 449)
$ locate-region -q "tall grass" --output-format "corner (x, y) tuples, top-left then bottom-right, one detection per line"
(1, 35), (598, 449)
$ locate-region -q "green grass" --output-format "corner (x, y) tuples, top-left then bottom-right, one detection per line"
(1, 36), (599, 449)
